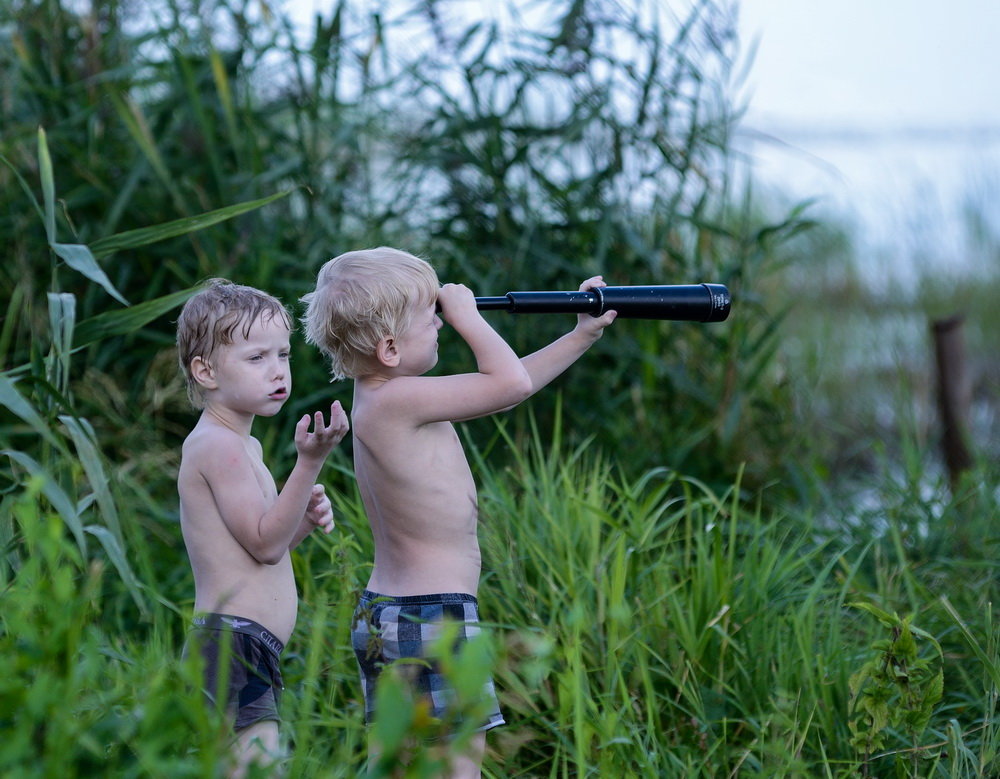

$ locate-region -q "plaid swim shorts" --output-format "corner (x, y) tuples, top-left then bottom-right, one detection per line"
(351, 590), (505, 732)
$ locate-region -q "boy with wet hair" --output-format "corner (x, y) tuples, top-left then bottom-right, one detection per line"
(301, 247), (615, 777)
(176, 278), (350, 777)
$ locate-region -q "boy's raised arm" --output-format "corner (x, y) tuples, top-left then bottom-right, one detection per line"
(516, 275), (617, 398)
(379, 284), (532, 425)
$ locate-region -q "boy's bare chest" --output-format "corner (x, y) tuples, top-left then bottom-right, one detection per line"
(244, 443), (277, 498)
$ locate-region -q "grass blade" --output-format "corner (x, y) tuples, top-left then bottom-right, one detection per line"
(83, 523), (147, 614)
(72, 287), (199, 348)
(59, 415), (124, 546)
(51, 243), (129, 305)
(0, 375), (62, 450)
(2, 450), (87, 555)
(38, 127), (56, 244)
(88, 190), (295, 259)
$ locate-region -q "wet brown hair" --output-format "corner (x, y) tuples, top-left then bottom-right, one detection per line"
(176, 278), (292, 408)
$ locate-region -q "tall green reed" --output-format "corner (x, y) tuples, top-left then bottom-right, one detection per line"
(3, 0), (806, 499)
(469, 419), (838, 775)
(459, 413), (995, 776)
(0, 126), (299, 625)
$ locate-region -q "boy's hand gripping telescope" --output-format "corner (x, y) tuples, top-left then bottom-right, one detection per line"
(473, 283), (731, 322)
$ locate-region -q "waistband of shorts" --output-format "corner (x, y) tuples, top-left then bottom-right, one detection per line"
(190, 613), (285, 656)
(359, 590), (478, 606)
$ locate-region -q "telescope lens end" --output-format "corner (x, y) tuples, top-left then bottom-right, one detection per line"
(701, 283), (731, 322)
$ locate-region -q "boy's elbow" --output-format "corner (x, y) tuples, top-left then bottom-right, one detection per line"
(247, 540), (286, 566)
(512, 369), (533, 402)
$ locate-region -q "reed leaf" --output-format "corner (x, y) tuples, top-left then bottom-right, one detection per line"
(35, 128), (130, 304)
(46, 292), (75, 397)
(88, 190), (294, 259)
(58, 415), (124, 547)
(72, 287), (198, 349)
(51, 243), (129, 306)
(2, 450), (87, 555)
(105, 90), (182, 207)
(82, 523), (146, 615)
(208, 46), (240, 157)
(38, 127), (56, 244)
(0, 374), (62, 449)
(940, 596), (1000, 691)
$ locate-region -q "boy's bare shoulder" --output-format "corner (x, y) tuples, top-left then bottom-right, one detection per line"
(355, 373), (418, 408)
(181, 421), (253, 471)
(353, 373), (440, 425)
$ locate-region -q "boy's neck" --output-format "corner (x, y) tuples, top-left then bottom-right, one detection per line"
(201, 404), (254, 437)
(356, 367), (398, 389)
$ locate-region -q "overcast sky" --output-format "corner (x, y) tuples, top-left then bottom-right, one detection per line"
(733, 0), (1000, 284)
(737, 0), (1000, 130)
(281, 1), (999, 280)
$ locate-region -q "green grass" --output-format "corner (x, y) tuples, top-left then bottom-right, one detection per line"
(3, 426), (997, 776)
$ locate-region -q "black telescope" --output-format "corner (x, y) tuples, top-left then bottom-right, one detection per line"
(472, 283), (731, 322)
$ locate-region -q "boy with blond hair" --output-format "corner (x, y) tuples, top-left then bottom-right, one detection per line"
(302, 247), (615, 777)
(176, 278), (350, 777)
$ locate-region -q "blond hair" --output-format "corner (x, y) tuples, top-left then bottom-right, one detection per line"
(301, 247), (439, 381)
(176, 278), (292, 408)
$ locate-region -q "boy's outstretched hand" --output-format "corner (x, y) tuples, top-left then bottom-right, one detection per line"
(304, 483), (335, 534)
(294, 400), (350, 461)
(575, 275), (617, 339)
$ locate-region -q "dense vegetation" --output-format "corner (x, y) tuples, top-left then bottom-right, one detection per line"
(1, 0), (997, 776)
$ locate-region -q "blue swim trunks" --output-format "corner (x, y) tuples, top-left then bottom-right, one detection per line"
(183, 613), (285, 731)
(351, 590), (505, 732)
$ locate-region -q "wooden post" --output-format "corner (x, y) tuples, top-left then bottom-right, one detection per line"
(931, 315), (973, 488)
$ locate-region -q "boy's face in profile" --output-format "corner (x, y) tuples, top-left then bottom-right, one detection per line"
(200, 313), (293, 417)
(391, 300), (443, 376)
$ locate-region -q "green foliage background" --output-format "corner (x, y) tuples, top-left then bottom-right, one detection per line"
(1, 0), (998, 776)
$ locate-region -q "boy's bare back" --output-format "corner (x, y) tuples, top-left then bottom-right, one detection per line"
(350, 287), (532, 596)
(344, 279), (615, 599)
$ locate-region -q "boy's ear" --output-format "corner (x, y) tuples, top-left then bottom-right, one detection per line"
(190, 356), (218, 390)
(375, 336), (400, 368)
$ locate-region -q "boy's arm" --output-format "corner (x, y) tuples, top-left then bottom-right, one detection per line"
(201, 402), (348, 564)
(383, 284), (532, 424)
(515, 275), (617, 399)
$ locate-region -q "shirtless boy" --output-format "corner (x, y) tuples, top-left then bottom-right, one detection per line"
(301, 247), (615, 777)
(176, 279), (349, 777)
